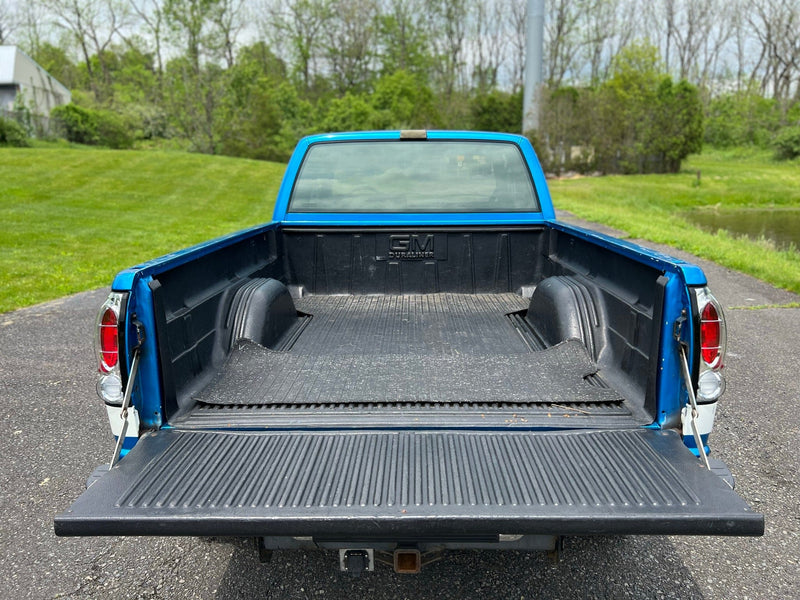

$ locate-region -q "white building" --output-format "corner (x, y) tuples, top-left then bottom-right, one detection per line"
(0, 45), (71, 116)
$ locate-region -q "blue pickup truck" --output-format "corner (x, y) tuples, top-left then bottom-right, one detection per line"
(56, 131), (763, 573)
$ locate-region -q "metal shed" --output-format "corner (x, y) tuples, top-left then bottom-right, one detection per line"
(0, 45), (71, 117)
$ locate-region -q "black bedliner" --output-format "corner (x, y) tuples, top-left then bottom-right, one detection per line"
(55, 428), (764, 537)
(290, 293), (532, 354)
(194, 293), (625, 408)
(196, 338), (619, 406)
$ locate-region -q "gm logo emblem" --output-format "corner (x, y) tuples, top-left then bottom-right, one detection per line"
(388, 234), (435, 259)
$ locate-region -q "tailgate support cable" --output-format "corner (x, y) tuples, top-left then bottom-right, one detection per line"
(674, 310), (710, 470)
(675, 337), (710, 470)
(110, 318), (145, 469)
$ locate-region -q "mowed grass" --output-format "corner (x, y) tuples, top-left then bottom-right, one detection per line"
(0, 145), (284, 313)
(2, 145), (798, 314)
(549, 147), (800, 294)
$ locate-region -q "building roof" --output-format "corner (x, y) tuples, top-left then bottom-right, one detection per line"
(0, 45), (71, 97)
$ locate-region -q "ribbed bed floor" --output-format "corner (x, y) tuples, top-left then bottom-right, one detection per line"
(291, 293), (532, 355)
(194, 293), (624, 407)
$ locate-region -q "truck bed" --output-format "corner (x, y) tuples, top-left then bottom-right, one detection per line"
(181, 293), (644, 429)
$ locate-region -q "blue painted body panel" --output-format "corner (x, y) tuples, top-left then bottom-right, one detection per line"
(272, 130), (557, 224)
(112, 223), (282, 430)
(110, 130), (704, 456)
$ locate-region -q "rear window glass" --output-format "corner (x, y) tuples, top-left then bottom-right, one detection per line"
(288, 140), (539, 213)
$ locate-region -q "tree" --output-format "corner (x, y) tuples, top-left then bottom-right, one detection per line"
(371, 69), (439, 128)
(323, 0), (379, 93)
(33, 42), (82, 90)
(0, 0), (16, 44)
(545, 0), (584, 88)
(212, 0), (246, 69)
(17, 0), (49, 57)
(163, 56), (225, 153)
(259, 0), (332, 92)
(747, 0), (800, 103)
(376, 0), (432, 79)
(426, 0), (468, 98)
(317, 92), (377, 132)
(505, 0), (526, 91)
(217, 56), (285, 160)
(130, 0), (167, 93)
(163, 0), (219, 72)
(42, 0), (130, 101)
(471, 0), (507, 92)
(470, 89), (522, 133)
(580, 0), (637, 85)
(650, 78), (703, 171)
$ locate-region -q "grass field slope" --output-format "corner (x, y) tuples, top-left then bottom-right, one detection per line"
(1, 145), (798, 314)
(0, 145), (284, 313)
(550, 148), (800, 295)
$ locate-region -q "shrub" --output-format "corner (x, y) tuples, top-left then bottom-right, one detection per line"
(94, 109), (135, 149)
(51, 104), (134, 149)
(0, 117), (30, 147)
(705, 91), (782, 148)
(52, 104), (98, 144)
(773, 126), (800, 160)
(470, 89), (522, 134)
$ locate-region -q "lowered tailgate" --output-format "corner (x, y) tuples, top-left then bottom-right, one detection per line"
(55, 428), (763, 537)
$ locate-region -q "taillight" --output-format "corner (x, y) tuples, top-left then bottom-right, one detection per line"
(694, 287), (726, 402)
(95, 293), (125, 404)
(700, 302), (722, 367)
(99, 308), (119, 372)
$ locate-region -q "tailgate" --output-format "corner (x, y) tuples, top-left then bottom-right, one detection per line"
(55, 428), (763, 537)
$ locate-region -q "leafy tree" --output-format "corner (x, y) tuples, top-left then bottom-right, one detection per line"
(470, 89), (522, 134)
(591, 43), (702, 173)
(317, 92), (377, 132)
(163, 57), (225, 153)
(536, 43), (703, 174)
(323, 0), (379, 94)
(164, 0), (219, 72)
(704, 89), (783, 148)
(650, 78), (703, 172)
(216, 47), (292, 161)
(371, 70), (439, 129)
(237, 41), (287, 81)
(376, 0), (432, 79)
(217, 74), (283, 160)
(33, 42), (83, 90)
(263, 0), (332, 92)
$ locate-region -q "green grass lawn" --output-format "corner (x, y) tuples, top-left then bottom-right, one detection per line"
(549, 147), (800, 294)
(1, 145), (798, 314)
(0, 145), (284, 313)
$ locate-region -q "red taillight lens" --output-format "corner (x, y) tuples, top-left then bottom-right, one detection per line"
(700, 301), (722, 367)
(99, 308), (119, 373)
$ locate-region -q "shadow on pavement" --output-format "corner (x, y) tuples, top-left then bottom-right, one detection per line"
(214, 536), (705, 599)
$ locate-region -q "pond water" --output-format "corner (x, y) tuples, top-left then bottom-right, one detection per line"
(686, 209), (800, 251)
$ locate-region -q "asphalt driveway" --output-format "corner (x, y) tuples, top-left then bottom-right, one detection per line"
(1, 223), (797, 599)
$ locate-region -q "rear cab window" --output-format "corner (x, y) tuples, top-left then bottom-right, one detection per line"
(288, 140), (540, 214)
